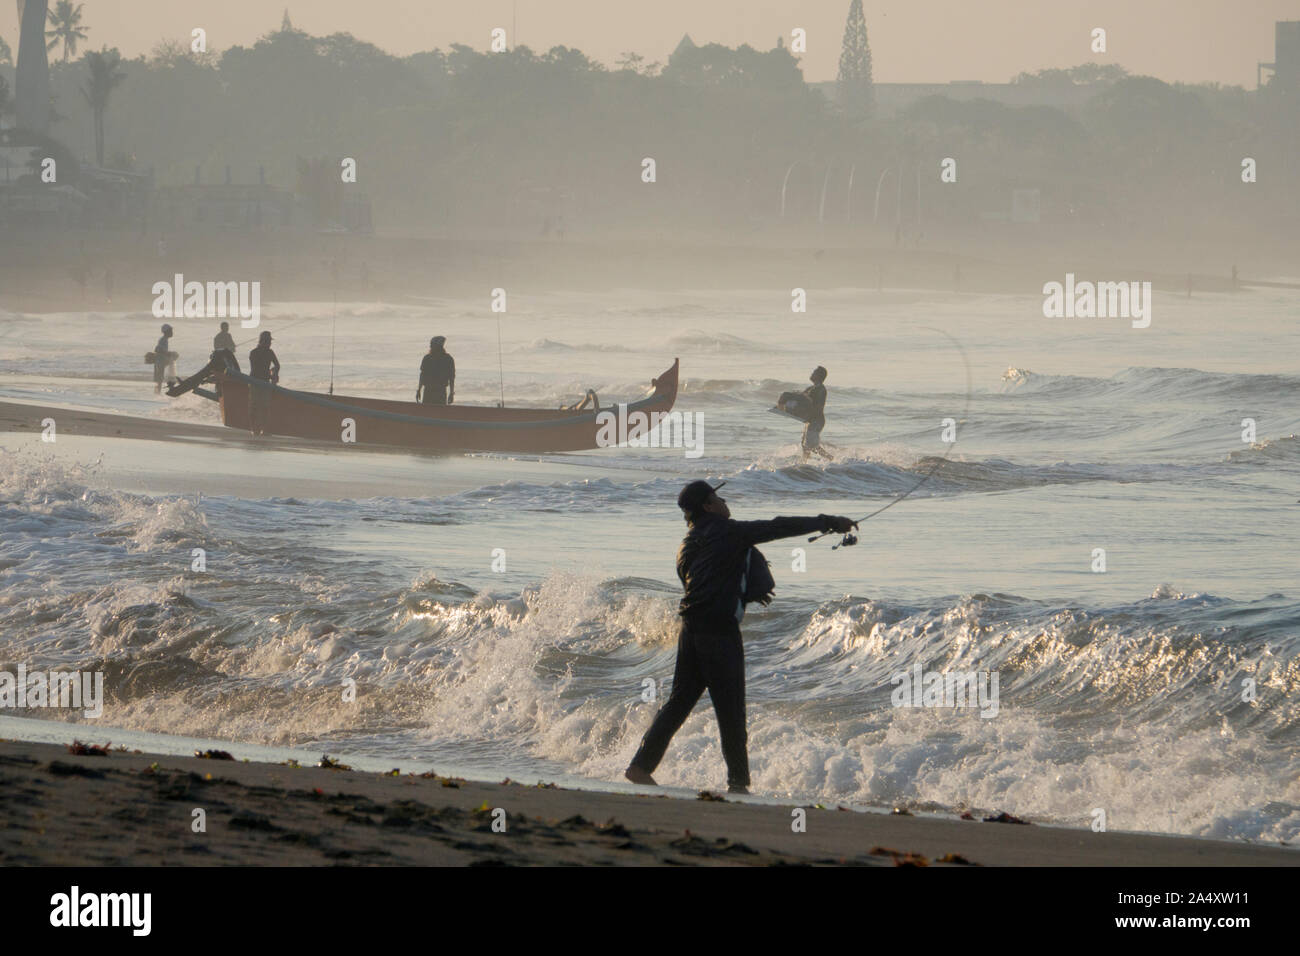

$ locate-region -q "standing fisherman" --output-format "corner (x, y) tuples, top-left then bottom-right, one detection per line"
(625, 480), (857, 794)
(416, 336), (456, 405)
(247, 330), (280, 436)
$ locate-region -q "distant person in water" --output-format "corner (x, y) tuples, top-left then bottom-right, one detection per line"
(799, 366), (830, 460)
(624, 480), (857, 794)
(248, 330), (280, 436)
(776, 367), (830, 460)
(152, 324), (176, 394)
(416, 336), (455, 405)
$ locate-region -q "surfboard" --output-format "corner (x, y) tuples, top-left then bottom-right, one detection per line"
(768, 404), (807, 422)
(772, 391), (815, 422)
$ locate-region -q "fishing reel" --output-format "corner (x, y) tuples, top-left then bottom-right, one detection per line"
(831, 532), (858, 550)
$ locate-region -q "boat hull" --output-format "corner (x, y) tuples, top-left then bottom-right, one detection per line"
(206, 358), (680, 454)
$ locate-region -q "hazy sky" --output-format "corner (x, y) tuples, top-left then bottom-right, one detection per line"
(4, 0), (1294, 87)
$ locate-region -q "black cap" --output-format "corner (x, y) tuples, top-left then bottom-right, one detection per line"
(677, 479), (725, 514)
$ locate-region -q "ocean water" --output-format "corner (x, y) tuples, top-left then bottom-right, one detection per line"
(2, 286), (1299, 844)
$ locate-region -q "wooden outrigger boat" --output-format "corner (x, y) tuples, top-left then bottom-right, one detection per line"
(167, 353), (680, 454)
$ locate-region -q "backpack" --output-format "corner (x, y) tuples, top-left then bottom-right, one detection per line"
(742, 547), (776, 606)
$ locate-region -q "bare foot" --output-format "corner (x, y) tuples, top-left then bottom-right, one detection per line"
(624, 765), (656, 786)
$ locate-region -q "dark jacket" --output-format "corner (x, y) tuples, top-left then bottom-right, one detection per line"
(249, 345), (280, 381)
(677, 513), (834, 624)
(420, 351), (455, 387)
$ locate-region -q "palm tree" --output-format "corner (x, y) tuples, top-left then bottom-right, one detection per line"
(46, 1), (88, 64)
(81, 47), (126, 166)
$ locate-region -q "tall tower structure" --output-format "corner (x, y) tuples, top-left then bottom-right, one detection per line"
(15, 0), (52, 133)
(1275, 21), (1300, 89)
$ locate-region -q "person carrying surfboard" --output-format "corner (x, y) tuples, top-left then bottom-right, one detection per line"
(624, 480), (857, 794)
(799, 366), (830, 459)
(774, 366), (831, 460)
(150, 324), (177, 394)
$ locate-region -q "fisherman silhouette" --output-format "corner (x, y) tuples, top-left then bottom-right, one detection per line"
(417, 336), (456, 406)
(248, 330), (280, 436)
(625, 480), (857, 794)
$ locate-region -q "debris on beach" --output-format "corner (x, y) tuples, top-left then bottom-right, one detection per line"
(67, 740), (110, 756)
(671, 832), (758, 857)
(870, 846), (929, 866)
(937, 853), (977, 865)
(983, 811), (1030, 824)
(892, 807), (913, 816)
(195, 749), (234, 760)
(318, 755), (352, 770)
(960, 811), (975, 820)
(697, 790), (726, 801)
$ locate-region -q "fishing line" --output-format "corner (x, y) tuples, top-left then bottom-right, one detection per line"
(809, 325), (973, 544)
(231, 314), (314, 349)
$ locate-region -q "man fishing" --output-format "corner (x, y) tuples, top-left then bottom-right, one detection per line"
(625, 480), (857, 794)
(248, 330), (280, 436)
(416, 336), (455, 405)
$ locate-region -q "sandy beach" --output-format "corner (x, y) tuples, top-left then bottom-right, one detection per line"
(1, 737), (1295, 866)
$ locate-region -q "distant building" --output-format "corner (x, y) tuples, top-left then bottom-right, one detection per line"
(152, 166), (372, 233)
(811, 79), (1106, 117)
(155, 181), (296, 231)
(1259, 21), (1300, 90)
(0, 143), (86, 226)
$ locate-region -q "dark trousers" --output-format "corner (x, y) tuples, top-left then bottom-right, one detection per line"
(630, 616), (749, 788)
(421, 385), (447, 405)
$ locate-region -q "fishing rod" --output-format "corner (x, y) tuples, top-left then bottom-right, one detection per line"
(496, 317), (505, 408)
(809, 326), (972, 548)
(329, 317), (337, 396)
(231, 314), (314, 349)
(328, 276), (338, 396)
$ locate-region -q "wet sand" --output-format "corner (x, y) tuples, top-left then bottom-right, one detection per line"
(0, 738), (1295, 866)
(0, 398), (236, 444)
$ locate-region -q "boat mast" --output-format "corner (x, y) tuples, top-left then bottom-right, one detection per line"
(496, 317), (505, 408)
